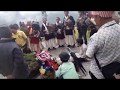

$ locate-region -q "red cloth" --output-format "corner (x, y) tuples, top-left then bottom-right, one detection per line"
(50, 60), (58, 70)
(30, 37), (39, 44)
(46, 59), (58, 70)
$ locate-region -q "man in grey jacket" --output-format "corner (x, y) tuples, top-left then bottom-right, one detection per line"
(86, 11), (120, 79)
(0, 25), (29, 79)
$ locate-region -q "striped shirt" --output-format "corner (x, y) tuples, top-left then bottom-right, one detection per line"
(86, 20), (120, 79)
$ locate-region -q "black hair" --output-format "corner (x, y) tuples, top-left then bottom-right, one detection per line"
(32, 22), (40, 31)
(77, 38), (83, 46)
(56, 17), (60, 20)
(9, 24), (19, 30)
(59, 52), (70, 62)
(0, 26), (12, 38)
(64, 11), (69, 14)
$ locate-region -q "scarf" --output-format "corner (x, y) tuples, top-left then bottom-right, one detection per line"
(42, 23), (49, 34)
(65, 15), (69, 20)
(64, 15), (70, 23)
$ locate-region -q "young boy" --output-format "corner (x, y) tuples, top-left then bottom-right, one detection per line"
(55, 52), (79, 79)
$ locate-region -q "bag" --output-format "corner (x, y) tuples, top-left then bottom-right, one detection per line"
(94, 54), (120, 79)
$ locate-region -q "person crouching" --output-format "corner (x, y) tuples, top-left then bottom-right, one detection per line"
(55, 52), (79, 79)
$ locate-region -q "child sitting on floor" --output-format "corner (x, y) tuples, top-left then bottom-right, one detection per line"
(55, 52), (79, 79)
(76, 38), (87, 58)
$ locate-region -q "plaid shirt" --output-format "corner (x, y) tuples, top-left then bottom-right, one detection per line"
(86, 20), (120, 79)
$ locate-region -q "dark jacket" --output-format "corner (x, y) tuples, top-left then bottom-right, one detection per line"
(0, 39), (29, 79)
(63, 16), (75, 35)
(63, 16), (75, 27)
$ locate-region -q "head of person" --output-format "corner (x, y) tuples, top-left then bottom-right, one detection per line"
(10, 24), (19, 34)
(59, 52), (70, 63)
(91, 11), (114, 28)
(78, 11), (84, 17)
(64, 11), (69, 17)
(77, 38), (83, 46)
(56, 17), (60, 23)
(0, 25), (12, 39)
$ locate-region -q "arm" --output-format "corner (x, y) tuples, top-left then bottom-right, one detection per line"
(55, 66), (62, 78)
(11, 48), (29, 79)
(86, 33), (104, 59)
(22, 31), (29, 47)
(22, 31), (27, 40)
(77, 21), (81, 30)
(70, 16), (75, 26)
(86, 37), (98, 58)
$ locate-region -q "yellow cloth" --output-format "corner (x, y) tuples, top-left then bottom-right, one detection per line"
(86, 29), (91, 42)
(39, 68), (46, 75)
(12, 30), (27, 47)
(74, 27), (79, 40)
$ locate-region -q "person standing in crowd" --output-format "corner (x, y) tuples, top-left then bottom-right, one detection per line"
(86, 11), (120, 79)
(48, 23), (58, 50)
(26, 21), (33, 50)
(86, 12), (98, 41)
(77, 12), (88, 44)
(89, 20), (97, 37)
(30, 22), (41, 52)
(85, 17), (98, 43)
(55, 17), (65, 47)
(56, 52), (79, 79)
(19, 22), (27, 34)
(41, 18), (51, 50)
(63, 11), (75, 47)
(10, 24), (28, 51)
(0, 25), (29, 79)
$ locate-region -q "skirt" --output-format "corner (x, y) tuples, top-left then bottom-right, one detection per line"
(57, 39), (65, 46)
(65, 35), (75, 46)
(65, 29), (73, 35)
(56, 32), (65, 39)
(30, 37), (39, 44)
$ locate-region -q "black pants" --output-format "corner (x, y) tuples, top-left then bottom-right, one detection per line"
(22, 44), (31, 54)
(70, 52), (87, 75)
(89, 71), (97, 79)
(78, 28), (87, 44)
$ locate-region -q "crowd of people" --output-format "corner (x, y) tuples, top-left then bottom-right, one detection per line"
(1, 11), (120, 79)
(7, 11), (97, 53)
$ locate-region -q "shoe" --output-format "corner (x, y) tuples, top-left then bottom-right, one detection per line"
(68, 45), (71, 47)
(53, 47), (56, 49)
(48, 48), (51, 51)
